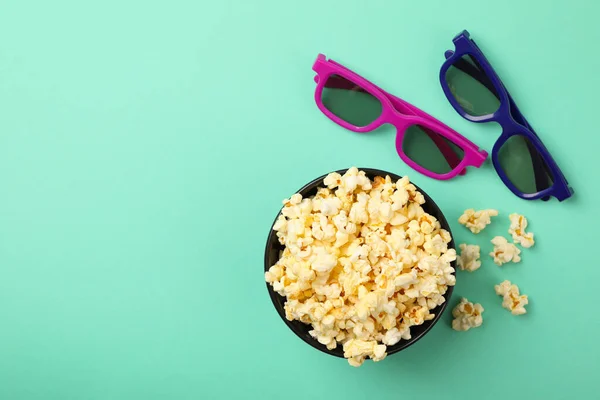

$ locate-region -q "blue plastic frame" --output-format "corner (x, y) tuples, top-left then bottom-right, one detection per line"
(440, 30), (574, 201)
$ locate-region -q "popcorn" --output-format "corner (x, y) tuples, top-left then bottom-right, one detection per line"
(311, 247), (338, 273)
(456, 244), (481, 272)
(495, 280), (528, 315)
(458, 209), (498, 234)
(266, 168), (456, 366)
(508, 213), (535, 248)
(323, 172), (342, 189)
(349, 193), (369, 224)
(382, 325), (411, 346)
(341, 167), (372, 192)
(343, 339), (387, 367)
(423, 234), (447, 256)
(290, 193), (302, 205)
(451, 298), (484, 331)
(489, 236), (521, 266)
(315, 197), (342, 217)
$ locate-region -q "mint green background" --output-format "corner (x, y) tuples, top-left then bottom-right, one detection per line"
(0, 1), (598, 399)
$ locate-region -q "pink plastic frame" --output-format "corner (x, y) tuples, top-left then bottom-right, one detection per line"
(313, 54), (488, 180)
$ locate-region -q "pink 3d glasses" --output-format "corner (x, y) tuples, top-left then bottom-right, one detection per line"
(313, 54), (487, 180)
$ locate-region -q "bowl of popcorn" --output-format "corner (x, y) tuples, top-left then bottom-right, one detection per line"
(264, 167), (457, 367)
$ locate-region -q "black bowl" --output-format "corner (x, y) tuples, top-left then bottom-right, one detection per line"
(264, 168), (456, 359)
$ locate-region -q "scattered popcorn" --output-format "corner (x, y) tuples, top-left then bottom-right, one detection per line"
(458, 209), (498, 234)
(495, 280), (528, 315)
(266, 168), (456, 366)
(456, 244), (481, 272)
(451, 298), (484, 331)
(489, 236), (521, 266)
(508, 213), (535, 248)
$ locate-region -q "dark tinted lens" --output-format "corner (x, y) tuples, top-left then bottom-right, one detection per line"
(402, 125), (465, 174)
(445, 55), (501, 117)
(321, 74), (383, 127)
(498, 135), (554, 194)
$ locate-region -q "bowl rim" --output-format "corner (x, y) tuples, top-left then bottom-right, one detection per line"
(264, 167), (456, 359)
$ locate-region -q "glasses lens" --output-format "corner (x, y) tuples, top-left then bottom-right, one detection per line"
(498, 135), (554, 194)
(321, 74), (383, 127)
(445, 55), (501, 117)
(402, 125), (465, 174)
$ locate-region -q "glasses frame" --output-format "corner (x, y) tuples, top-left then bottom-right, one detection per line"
(440, 30), (573, 201)
(313, 53), (488, 180)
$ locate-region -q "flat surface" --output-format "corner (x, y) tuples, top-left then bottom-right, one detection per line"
(0, 1), (597, 399)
